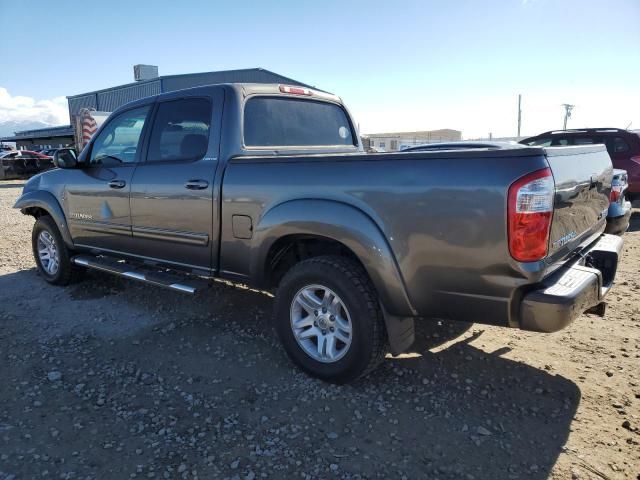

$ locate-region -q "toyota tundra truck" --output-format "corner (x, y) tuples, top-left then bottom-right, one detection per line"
(14, 83), (623, 383)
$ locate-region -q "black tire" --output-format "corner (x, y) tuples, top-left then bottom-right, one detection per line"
(32, 215), (79, 286)
(274, 255), (387, 384)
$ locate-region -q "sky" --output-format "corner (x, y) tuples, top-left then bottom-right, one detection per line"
(1, 0), (639, 138)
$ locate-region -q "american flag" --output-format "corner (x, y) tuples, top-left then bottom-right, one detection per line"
(79, 108), (98, 149)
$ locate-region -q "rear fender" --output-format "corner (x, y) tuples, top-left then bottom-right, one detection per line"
(14, 190), (74, 248)
(251, 199), (417, 353)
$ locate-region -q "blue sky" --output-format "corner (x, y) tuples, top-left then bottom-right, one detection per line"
(1, 0), (639, 137)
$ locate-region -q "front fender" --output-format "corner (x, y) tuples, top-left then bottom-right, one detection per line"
(14, 190), (74, 248)
(251, 199), (416, 317)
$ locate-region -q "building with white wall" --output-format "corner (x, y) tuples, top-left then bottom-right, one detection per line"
(364, 129), (462, 151)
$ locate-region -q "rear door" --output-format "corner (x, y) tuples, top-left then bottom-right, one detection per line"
(128, 90), (223, 272)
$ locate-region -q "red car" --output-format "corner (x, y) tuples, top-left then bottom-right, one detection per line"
(0, 150), (54, 179)
(520, 128), (640, 200)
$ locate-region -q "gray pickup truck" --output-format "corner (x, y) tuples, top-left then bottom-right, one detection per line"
(15, 83), (623, 383)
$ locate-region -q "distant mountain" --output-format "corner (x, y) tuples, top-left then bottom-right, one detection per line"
(0, 120), (55, 138)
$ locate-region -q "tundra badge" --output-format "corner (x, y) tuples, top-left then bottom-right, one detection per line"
(552, 231), (577, 249)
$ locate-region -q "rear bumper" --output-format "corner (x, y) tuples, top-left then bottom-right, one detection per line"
(605, 201), (632, 235)
(519, 234), (623, 333)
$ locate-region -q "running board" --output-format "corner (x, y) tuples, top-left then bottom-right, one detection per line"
(71, 255), (197, 294)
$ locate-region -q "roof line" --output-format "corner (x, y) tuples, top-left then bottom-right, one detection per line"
(67, 67), (319, 99)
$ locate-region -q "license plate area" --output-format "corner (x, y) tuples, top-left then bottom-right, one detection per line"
(580, 234), (623, 295)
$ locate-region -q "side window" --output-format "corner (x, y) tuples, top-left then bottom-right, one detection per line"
(89, 106), (150, 166)
(147, 98), (212, 162)
(573, 137), (598, 145)
(551, 137), (570, 146)
(605, 137), (630, 154)
(527, 137), (552, 147)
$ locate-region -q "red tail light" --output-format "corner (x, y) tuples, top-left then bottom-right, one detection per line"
(508, 168), (554, 262)
(279, 85), (313, 96)
(610, 186), (622, 203)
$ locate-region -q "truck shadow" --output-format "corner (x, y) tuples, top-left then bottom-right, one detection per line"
(627, 211), (640, 233)
(0, 181), (26, 188)
(0, 268), (579, 479)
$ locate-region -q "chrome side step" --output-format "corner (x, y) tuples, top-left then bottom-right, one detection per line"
(71, 254), (197, 294)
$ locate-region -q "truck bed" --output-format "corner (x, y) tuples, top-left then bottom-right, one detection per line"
(220, 144), (612, 328)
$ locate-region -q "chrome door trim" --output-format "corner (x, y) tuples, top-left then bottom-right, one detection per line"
(69, 219), (131, 236)
(131, 225), (209, 246)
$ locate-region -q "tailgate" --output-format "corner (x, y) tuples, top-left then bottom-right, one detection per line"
(545, 145), (612, 257)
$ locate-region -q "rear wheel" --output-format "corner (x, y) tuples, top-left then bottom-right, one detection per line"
(274, 255), (386, 383)
(32, 215), (79, 285)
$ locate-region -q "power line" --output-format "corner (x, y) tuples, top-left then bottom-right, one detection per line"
(517, 94), (522, 137)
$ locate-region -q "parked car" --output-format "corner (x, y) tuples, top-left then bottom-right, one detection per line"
(15, 83), (623, 383)
(605, 169), (632, 235)
(0, 150), (53, 179)
(401, 141), (512, 152)
(520, 128), (640, 200)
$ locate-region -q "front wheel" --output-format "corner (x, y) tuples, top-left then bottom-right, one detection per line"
(32, 215), (79, 285)
(274, 256), (386, 384)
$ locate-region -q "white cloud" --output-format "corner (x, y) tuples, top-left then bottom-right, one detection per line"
(0, 87), (68, 125)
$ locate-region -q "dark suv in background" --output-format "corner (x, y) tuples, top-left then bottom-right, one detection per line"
(520, 128), (640, 200)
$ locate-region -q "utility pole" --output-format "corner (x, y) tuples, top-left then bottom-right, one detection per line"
(562, 104), (574, 130)
(517, 94), (522, 138)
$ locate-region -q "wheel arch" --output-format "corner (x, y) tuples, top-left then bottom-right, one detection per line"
(14, 190), (74, 248)
(252, 199), (416, 317)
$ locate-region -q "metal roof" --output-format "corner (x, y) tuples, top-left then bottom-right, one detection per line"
(8, 68), (319, 141)
(0, 125), (74, 142)
(65, 67), (318, 118)
(66, 68), (316, 99)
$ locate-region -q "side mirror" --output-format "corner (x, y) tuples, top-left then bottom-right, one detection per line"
(53, 148), (78, 169)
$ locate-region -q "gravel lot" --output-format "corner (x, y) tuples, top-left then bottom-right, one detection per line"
(0, 178), (638, 480)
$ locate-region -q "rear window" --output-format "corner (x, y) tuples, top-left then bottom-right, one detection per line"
(244, 97), (355, 147)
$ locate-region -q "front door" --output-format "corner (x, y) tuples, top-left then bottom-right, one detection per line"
(64, 104), (151, 253)
(128, 93), (222, 272)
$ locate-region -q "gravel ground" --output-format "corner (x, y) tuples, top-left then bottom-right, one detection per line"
(0, 178), (638, 480)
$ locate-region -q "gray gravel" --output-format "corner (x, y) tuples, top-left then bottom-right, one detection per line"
(1, 179), (639, 479)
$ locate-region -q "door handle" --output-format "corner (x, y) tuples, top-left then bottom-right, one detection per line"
(184, 179), (209, 190)
(109, 179), (126, 189)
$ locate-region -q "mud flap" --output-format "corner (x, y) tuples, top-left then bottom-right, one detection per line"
(382, 311), (415, 355)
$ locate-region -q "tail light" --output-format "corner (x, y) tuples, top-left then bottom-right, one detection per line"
(508, 168), (554, 262)
(610, 185), (622, 203)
